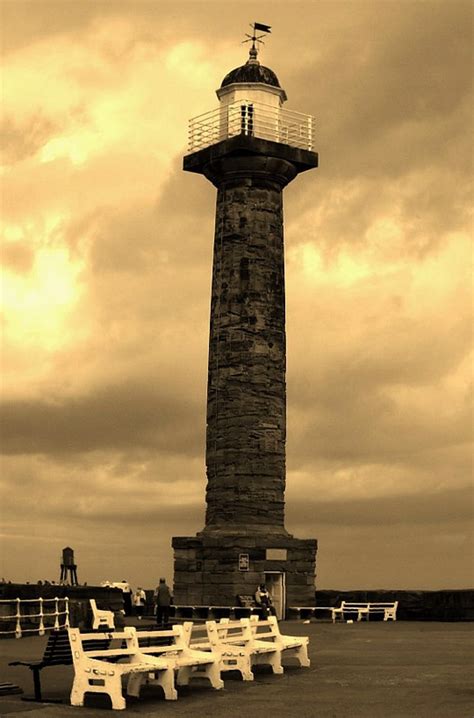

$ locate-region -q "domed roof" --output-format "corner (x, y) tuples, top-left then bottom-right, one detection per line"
(220, 57), (281, 89)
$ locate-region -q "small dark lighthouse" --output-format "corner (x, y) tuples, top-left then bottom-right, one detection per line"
(172, 28), (318, 616)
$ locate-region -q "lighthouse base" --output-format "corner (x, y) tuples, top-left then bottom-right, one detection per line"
(172, 532), (317, 616)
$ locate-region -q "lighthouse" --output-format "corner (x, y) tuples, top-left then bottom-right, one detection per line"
(172, 28), (318, 617)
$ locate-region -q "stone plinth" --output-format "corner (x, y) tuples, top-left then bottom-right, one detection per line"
(172, 533), (317, 608)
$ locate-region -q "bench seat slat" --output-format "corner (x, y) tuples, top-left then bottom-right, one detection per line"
(85, 648), (136, 658)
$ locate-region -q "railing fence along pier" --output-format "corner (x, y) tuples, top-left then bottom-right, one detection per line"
(0, 597), (70, 638)
(188, 100), (316, 153)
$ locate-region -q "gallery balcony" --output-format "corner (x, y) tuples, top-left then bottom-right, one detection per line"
(187, 100), (316, 154)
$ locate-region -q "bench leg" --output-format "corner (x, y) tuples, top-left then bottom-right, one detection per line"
(220, 654), (254, 681)
(70, 683), (85, 708)
(146, 668), (178, 701)
(268, 652), (284, 675)
(206, 662), (224, 690)
(71, 673), (126, 710)
(104, 674), (127, 710)
(293, 644), (310, 668)
(252, 651), (284, 675)
(70, 675), (93, 709)
(156, 668), (178, 701)
(21, 664), (63, 704)
(32, 667), (42, 701)
(239, 665), (254, 681)
(109, 687), (126, 711)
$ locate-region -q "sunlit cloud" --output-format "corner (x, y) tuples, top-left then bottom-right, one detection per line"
(1, 1), (472, 590)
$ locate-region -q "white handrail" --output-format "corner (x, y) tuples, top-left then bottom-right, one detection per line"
(0, 596), (70, 638)
(187, 100), (316, 153)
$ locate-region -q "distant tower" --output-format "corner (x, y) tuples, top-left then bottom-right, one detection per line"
(60, 546), (78, 585)
(172, 28), (318, 616)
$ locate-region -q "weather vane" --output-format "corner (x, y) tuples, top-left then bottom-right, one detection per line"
(243, 22), (271, 58)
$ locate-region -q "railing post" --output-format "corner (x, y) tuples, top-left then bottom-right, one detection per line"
(38, 597), (45, 636)
(53, 597), (60, 630)
(15, 598), (22, 639)
(64, 597), (70, 628)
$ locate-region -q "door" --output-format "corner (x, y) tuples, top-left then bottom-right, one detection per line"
(264, 572), (285, 620)
(240, 103), (254, 136)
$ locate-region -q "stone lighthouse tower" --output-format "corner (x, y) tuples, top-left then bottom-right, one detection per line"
(172, 32), (318, 617)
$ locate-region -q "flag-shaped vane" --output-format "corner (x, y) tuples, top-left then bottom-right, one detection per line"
(254, 22), (271, 33)
(243, 22), (272, 55)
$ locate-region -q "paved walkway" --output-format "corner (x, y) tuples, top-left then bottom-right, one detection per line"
(0, 621), (473, 717)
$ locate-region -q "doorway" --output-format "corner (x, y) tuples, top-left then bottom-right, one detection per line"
(264, 571), (286, 620)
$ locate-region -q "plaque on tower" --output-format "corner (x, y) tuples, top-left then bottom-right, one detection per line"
(239, 553), (250, 571)
(266, 549), (288, 561)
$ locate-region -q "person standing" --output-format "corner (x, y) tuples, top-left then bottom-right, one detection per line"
(133, 587), (146, 619)
(120, 580), (133, 616)
(154, 578), (173, 627)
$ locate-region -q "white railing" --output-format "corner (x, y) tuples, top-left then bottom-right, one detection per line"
(188, 100), (315, 153)
(0, 597), (70, 638)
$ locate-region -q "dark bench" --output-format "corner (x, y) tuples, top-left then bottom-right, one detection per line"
(237, 594), (257, 608)
(8, 629), (72, 702)
(8, 629), (111, 702)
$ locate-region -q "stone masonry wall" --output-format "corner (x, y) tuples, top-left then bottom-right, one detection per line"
(205, 175), (287, 530)
(173, 534), (317, 608)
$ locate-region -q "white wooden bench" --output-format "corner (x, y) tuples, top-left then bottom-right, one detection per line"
(89, 599), (115, 630)
(332, 601), (398, 623)
(68, 627), (175, 710)
(367, 602), (398, 621)
(183, 618), (283, 681)
(249, 615), (310, 667)
(126, 624), (223, 698)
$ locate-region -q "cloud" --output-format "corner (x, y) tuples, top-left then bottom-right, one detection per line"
(1, 1), (472, 591)
(287, 485), (474, 528)
(1, 114), (60, 165)
(1, 380), (204, 456)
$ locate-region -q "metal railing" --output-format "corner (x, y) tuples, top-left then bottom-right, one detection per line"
(0, 597), (70, 638)
(188, 100), (315, 153)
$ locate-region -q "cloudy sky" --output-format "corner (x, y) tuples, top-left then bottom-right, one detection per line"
(1, 0), (472, 592)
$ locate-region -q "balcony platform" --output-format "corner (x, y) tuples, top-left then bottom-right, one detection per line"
(183, 134), (318, 177)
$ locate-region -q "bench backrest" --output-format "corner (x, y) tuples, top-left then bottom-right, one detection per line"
(181, 621), (209, 650)
(341, 601), (397, 607)
(238, 594), (256, 608)
(90, 599), (115, 630)
(366, 602), (398, 609)
(41, 629), (73, 666)
(340, 602), (369, 609)
(206, 619), (253, 649)
(68, 627), (138, 666)
(248, 615), (280, 643)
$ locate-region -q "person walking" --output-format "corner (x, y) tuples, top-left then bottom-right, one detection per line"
(154, 578), (173, 627)
(119, 580), (133, 616)
(133, 587), (146, 619)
